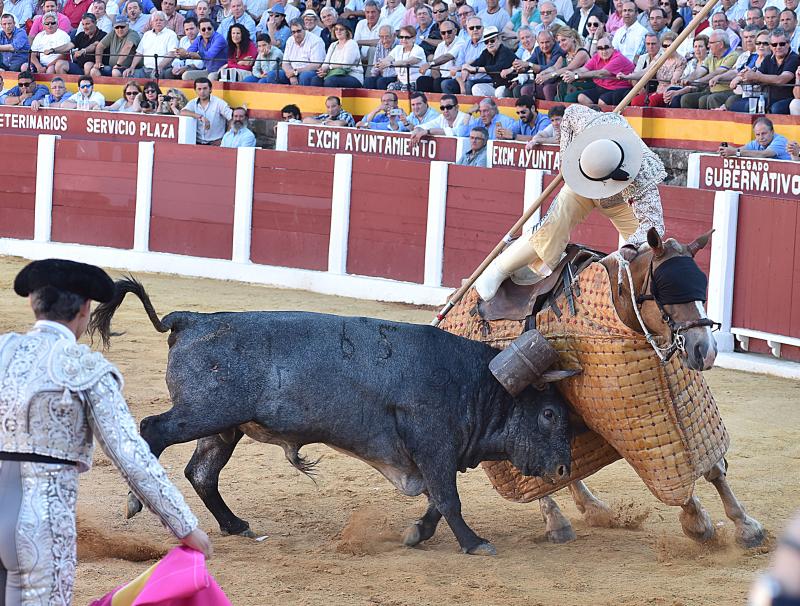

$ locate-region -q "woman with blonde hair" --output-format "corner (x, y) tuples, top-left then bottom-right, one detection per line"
(157, 88), (189, 115)
(538, 27), (592, 101)
(106, 81), (142, 113)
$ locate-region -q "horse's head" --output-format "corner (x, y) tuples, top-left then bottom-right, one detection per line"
(610, 228), (717, 371)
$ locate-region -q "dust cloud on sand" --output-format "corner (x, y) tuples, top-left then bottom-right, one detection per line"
(1, 255), (798, 606)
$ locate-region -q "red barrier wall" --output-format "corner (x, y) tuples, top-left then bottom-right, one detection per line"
(51, 140), (137, 248)
(659, 185), (714, 275)
(442, 165), (526, 288)
(251, 150), (334, 271)
(149, 143), (237, 259)
(346, 156), (429, 283)
(733, 193), (800, 361)
(0, 135), (37, 239)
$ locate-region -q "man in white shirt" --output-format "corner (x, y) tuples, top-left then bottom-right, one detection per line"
(26, 12), (71, 73)
(612, 1), (648, 61)
(181, 76), (232, 145)
(380, 0), (406, 32)
(5, 0), (34, 26)
(124, 10), (179, 77)
(415, 18), (464, 92)
(410, 93), (470, 141)
(269, 19), (325, 84)
(60, 74), (106, 109)
(354, 0), (383, 62)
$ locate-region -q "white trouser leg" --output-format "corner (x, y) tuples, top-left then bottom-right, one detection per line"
(0, 461), (78, 606)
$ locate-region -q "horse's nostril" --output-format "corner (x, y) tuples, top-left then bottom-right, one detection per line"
(694, 342), (706, 364)
(556, 465), (568, 479)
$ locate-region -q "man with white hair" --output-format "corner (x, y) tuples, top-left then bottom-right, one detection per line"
(680, 29), (740, 109)
(533, 1), (566, 38)
(380, 0), (406, 32)
(475, 104), (666, 301)
(124, 10), (179, 77)
(217, 0), (256, 39)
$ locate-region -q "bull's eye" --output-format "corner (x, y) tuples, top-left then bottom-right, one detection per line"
(543, 409), (554, 420)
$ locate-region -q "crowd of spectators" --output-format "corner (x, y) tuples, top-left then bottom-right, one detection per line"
(1, 0), (799, 152)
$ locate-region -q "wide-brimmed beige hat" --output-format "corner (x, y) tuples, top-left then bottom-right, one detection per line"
(561, 121), (644, 198)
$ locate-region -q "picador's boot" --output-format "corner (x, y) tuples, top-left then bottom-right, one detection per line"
(474, 236), (548, 301)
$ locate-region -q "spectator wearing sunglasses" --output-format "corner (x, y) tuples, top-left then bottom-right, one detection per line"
(25, 11), (71, 73)
(629, 30), (686, 106)
(495, 95), (551, 140)
(704, 25), (759, 109)
(566, 0), (607, 39)
(105, 80), (143, 112)
(30, 75), (68, 109)
(91, 14), (141, 77)
(416, 18), (464, 92)
(564, 34), (634, 106)
(0, 12), (29, 72)
(658, 0), (684, 34)
(1, 70), (48, 105)
(61, 74), (106, 109)
(356, 90), (400, 129)
(442, 15), (486, 94)
(410, 93), (470, 142)
(175, 16), (227, 79)
(730, 31), (799, 113)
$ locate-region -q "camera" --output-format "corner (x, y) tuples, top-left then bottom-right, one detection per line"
(163, 95), (173, 102)
(389, 108), (404, 117)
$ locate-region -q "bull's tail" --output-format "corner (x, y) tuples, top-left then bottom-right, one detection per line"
(89, 276), (169, 349)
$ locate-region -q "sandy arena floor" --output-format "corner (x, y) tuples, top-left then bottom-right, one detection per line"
(1, 255), (798, 606)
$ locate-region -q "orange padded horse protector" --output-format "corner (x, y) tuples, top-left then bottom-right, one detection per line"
(439, 262), (728, 506)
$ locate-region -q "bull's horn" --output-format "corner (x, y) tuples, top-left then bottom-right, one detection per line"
(540, 369), (582, 383)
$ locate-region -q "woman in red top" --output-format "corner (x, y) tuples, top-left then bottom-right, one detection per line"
(218, 23), (257, 81)
(562, 35), (635, 106)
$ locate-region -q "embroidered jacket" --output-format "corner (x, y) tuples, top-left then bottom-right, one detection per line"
(0, 320), (197, 538)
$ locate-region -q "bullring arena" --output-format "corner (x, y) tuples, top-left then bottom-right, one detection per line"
(1, 59), (800, 603)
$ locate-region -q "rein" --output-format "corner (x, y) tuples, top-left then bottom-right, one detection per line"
(613, 252), (719, 363)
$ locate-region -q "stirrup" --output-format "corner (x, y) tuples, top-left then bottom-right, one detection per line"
(509, 266), (547, 286)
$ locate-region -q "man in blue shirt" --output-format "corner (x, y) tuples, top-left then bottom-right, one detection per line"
(718, 116), (792, 160)
(495, 95), (551, 140)
(217, 0), (256, 40)
(455, 96), (515, 140)
(457, 125), (489, 167)
(177, 17), (227, 78)
(0, 13), (29, 71)
(221, 106), (257, 147)
(1, 71), (48, 106)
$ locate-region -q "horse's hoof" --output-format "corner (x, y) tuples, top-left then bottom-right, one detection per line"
(125, 493), (143, 519)
(464, 541), (497, 556)
(402, 524), (422, 547)
(736, 516), (766, 549)
(679, 508), (715, 543)
(546, 525), (577, 544)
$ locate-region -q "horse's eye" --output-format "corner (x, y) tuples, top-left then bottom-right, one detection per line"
(543, 409), (554, 420)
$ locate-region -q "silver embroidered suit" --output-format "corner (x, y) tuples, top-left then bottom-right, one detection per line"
(0, 321), (197, 606)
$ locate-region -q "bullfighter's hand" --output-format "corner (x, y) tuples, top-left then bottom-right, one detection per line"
(180, 527), (213, 558)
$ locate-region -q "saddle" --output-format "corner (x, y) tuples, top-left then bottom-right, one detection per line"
(477, 244), (604, 323)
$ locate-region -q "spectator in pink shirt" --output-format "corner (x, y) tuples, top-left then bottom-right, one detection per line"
(562, 34), (634, 106)
(605, 0), (624, 35)
(28, 0), (71, 39)
(63, 0), (94, 28)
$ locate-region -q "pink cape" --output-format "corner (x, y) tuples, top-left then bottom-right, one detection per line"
(90, 546), (231, 606)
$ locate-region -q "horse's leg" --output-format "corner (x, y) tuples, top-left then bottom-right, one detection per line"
(568, 480), (614, 527)
(540, 495), (577, 543)
(704, 460), (765, 548)
(679, 495), (715, 543)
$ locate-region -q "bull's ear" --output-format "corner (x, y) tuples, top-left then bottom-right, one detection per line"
(687, 229), (714, 257)
(647, 227), (665, 258)
(540, 369), (581, 383)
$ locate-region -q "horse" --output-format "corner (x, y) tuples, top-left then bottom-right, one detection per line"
(492, 228), (765, 548)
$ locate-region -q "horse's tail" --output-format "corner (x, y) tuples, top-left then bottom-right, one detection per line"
(89, 276), (169, 349)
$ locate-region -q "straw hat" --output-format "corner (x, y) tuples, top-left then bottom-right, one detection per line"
(561, 121), (644, 198)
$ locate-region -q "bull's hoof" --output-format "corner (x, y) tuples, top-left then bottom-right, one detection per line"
(402, 523), (423, 547)
(126, 493), (143, 519)
(545, 524), (577, 544)
(220, 524), (255, 538)
(463, 541), (496, 556)
(736, 515), (766, 549)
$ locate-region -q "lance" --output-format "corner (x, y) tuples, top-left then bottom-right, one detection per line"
(431, 0), (722, 326)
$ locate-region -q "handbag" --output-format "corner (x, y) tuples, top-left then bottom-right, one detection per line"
(325, 68), (349, 79)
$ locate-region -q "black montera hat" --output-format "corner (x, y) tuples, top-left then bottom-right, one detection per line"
(14, 259), (115, 303)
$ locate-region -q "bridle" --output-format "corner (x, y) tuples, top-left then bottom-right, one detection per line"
(615, 251), (719, 363)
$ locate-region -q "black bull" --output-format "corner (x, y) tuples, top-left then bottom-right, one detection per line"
(91, 278), (577, 555)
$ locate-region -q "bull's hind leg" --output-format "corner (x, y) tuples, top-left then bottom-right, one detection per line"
(679, 495), (715, 543)
(704, 460), (765, 548)
(402, 495), (442, 548)
(185, 430), (255, 537)
(539, 495), (577, 543)
(568, 480), (615, 527)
